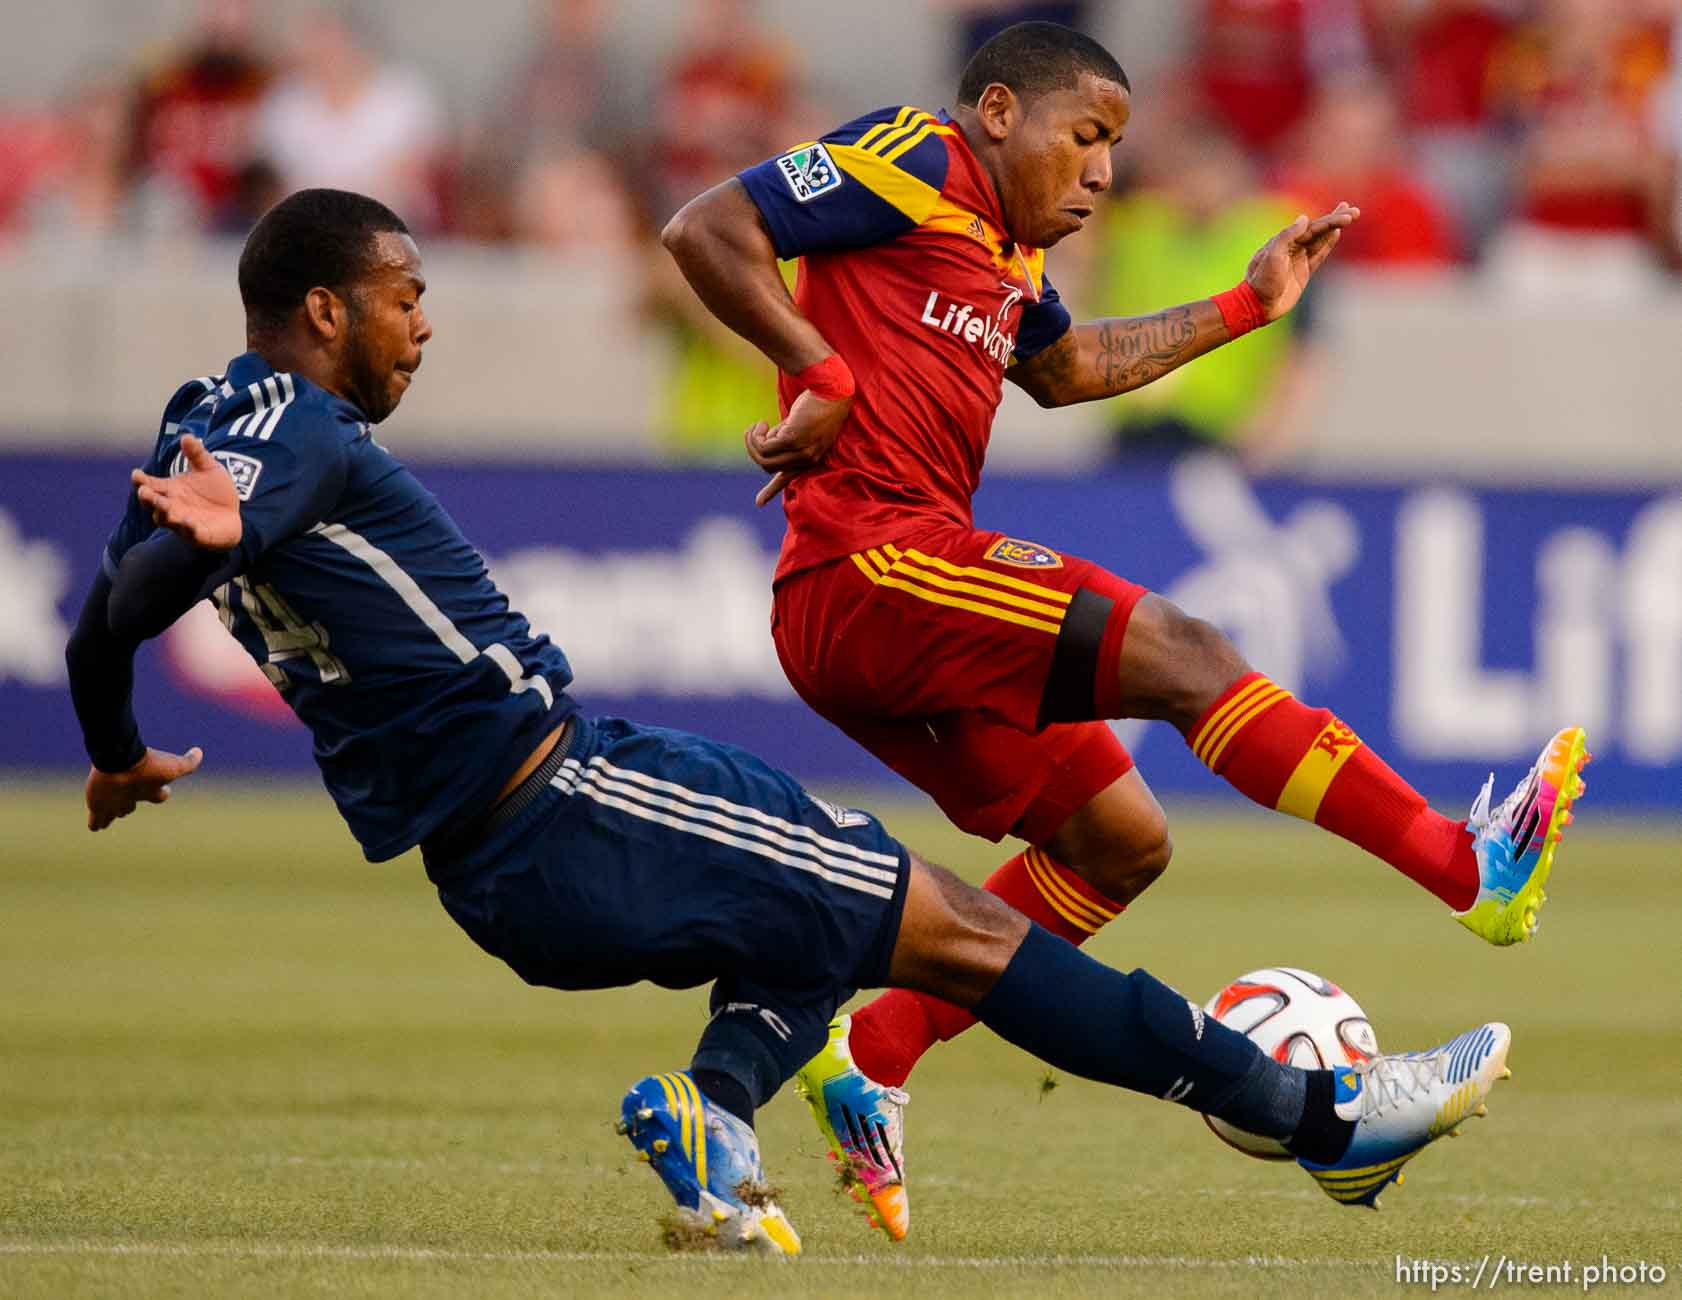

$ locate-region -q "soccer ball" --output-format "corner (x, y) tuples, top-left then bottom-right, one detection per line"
(1203, 966), (1379, 1160)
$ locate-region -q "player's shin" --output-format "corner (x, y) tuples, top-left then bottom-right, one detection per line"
(972, 925), (1354, 1155)
(847, 849), (1125, 1086)
(1185, 672), (1478, 910)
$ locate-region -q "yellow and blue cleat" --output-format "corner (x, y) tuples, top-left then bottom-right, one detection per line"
(793, 1014), (910, 1241)
(616, 1071), (801, 1255)
(1457, 726), (1590, 946)
(1300, 1022), (1512, 1209)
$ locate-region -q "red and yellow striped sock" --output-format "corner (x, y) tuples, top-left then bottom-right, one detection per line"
(1186, 672), (1477, 910)
(848, 849), (1123, 1087)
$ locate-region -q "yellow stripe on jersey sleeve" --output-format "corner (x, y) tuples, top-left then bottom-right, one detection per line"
(828, 144), (943, 224)
(855, 105), (920, 154)
(881, 120), (953, 164)
(867, 112), (934, 158)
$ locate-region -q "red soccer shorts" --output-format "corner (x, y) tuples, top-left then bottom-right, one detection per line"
(771, 521), (1150, 845)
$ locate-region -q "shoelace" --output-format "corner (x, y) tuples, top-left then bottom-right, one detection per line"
(1468, 773), (1495, 827)
(1472, 761), (1543, 836)
(1357, 1050), (1447, 1119)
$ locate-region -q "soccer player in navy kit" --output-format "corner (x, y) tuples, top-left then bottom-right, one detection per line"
(66, 188), (1517, 1253)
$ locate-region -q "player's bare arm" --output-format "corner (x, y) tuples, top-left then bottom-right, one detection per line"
(1008, 203), (1360, 407)
(661, 179), (854, 504)
(661, 180), (834, 374)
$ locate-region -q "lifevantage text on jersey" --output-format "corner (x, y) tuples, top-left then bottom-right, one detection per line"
(918, 287), (1019, 367)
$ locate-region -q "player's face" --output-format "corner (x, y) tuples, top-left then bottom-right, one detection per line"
(342, 232), (431, 424)
(1000, 74), (1129, 248)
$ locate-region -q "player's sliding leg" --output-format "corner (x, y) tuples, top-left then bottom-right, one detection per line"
(847, 780), (1159, 1088)
(1119, 594), (1589, 945)
(841, 847), (1131, 1085)
(893, 856), (1514, 1211)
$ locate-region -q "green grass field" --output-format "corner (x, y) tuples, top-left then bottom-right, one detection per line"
(2, 779), (1678, 1298)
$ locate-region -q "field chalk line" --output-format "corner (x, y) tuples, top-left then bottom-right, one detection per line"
(0, 1239), (1378, 1270)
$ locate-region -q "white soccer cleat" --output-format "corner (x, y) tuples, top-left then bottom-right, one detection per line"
(1299, 1022), (1512, 1209)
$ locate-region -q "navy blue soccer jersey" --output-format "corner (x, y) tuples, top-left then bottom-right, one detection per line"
(107, 352), (576, 861)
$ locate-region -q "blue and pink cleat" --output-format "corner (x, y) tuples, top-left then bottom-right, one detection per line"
(793, 1014), (910, 1241)
(1457, 726), (1590, 946)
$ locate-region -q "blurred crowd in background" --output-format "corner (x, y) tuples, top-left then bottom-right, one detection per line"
(2, 0), (1680, 461)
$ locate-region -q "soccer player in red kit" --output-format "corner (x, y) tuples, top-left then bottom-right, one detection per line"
(662, 22), (1587, 1240)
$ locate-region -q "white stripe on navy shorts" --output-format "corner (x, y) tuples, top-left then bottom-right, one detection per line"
(553, 754), (899, 900)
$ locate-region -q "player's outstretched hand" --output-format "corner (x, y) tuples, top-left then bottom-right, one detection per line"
(84, 746), (205, 832)
(132, 434), (243, 550)
(1245, 201), (1361, 321)
(744, 389), (852, 507)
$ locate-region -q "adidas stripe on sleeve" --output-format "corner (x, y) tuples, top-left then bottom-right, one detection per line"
(738, 105), (955, 257)
(197, 376), (351, 568)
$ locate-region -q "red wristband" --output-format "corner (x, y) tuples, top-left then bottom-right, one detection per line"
(791, 354), (855, 401)
(1211, 281), (1268, 339)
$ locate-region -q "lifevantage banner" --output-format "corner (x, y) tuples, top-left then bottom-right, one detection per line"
(2, 453), (1677, 809)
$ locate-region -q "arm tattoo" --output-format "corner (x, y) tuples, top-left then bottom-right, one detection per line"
(1015, 331), (1079, 405)
(1094, 307), (1198, 395)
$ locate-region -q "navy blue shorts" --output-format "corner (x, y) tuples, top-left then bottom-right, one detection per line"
(427, 714), (912, 1005)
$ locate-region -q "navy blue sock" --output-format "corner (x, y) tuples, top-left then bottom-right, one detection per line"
(689, 985), (833, 1123)
(972, 924), (1311, 1139)
(691, 1068), (756, 1127)
(1284, 1067), (1357, 1164)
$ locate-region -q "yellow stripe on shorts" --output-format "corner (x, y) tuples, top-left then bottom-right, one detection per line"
(850, 545), (1067, 636)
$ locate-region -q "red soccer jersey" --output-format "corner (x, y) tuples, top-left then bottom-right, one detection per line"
(738, 106), (1072, 581)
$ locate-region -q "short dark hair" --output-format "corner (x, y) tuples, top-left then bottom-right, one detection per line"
(238, 188), (410, 333)
(956, 21), (1128, 107)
